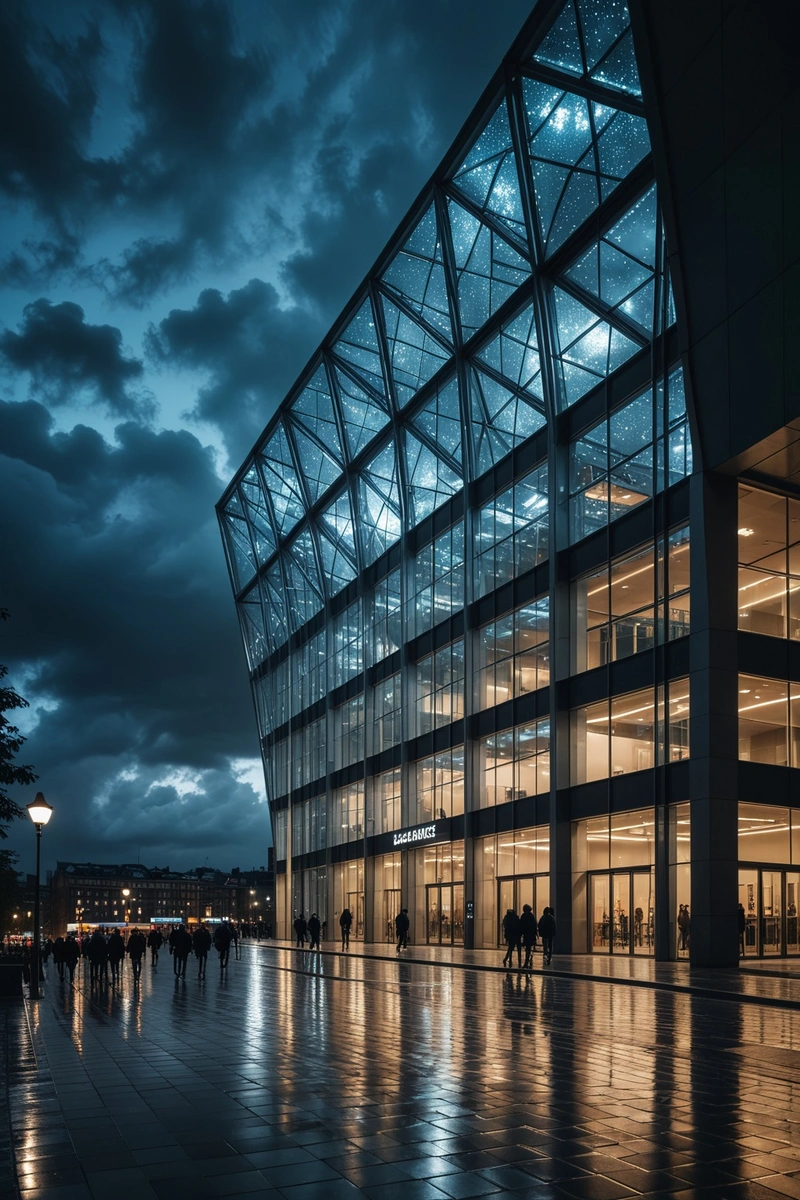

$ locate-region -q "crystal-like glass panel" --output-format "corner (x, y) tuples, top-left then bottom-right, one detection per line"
(317, 522), (357, 598)
(239, 468), (277, 567)
(333, 297), (386, 395)
(405, 432), (463, 527)
(222, 508), (257, 591)
(262, 561), (289, 653)
(319, 489), (358, 564)
(380, 294), (451, 407)
(238, 582), (267, 670)
(283, 529), (323, 633)
(335, 366), (390, 461)
(358, 441), (402, 565)
(380, 203), (453, 341)
(533, 0), (642, 99)
(290, 365), (344, 463)
(291, 425), (343, 504)
(553, 286), (640, 407)
(451, 100), (527, 246)
(448, 200), (531, 338)
(410, 377), (463, 465)
(475, 303), (544, 399)
(469, 366), (546, 477)
(259, 421), (306, 537)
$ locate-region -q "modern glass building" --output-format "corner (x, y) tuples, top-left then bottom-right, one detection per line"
(218, 0), (799, 966)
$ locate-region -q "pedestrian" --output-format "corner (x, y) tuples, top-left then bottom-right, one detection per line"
(168, 926), (178, 959)
(738, 903), (746, 957)
(339, 908), (352, 951)
(538, 906), (556, 965)
(307, 913), (321, 951)
(148, 926), (163, 966)
(294, 913), (307, 949)
(214, 921), (232, 972)
(395, 908), (410, 952)
(678, 904), (691, 952)
(172, 924), (192, 978)
(52, 935), (65, 980)
(231, 923), (240, 959)
(127, 926), (146, 983)
(519, 903), (537, 969)
(502, 909), (522, 968)
(193, 923), (212, 978)
(43, 937), (54, 965)
(63, 935), (80, 985)
(107, 928), (125, 985)
(87, 928), (107, 985)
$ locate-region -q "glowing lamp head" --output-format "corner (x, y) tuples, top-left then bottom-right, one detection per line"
(27, 793), (53, 827)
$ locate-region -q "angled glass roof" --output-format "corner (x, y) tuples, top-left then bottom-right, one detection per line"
(239, 467), (277, 567)
(552, 285), (640, 407)
(409, 377), (463, 467)
(450, 100), (527, 248)
(334, 365), (390, 461)
(261, 560), (288, 654)
(380, 294), (451, 407)
(380, 203), (453, 341)
(475, 303), (543, 399)
(258, 421), (305, 537)
(283, 528), (324, 633)
(448, 200), (531, 339)
(532, 0), (642, 99)
(357, 441), (402, 565)
(469, 365), (547, 476)
(332, 297), (386, 396)
(290, 366), (344, 463)
(405, 432), (463, 528)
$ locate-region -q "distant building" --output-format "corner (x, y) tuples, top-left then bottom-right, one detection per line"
(49, 861), (274, 935)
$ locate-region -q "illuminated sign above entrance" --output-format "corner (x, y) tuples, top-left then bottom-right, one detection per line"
(393, 823), (438, 847)
(370, 815), (455, 857)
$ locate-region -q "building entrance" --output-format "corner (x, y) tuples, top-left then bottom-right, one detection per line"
(383, 889), (402, 942)
(739, 868), (800, 956)
(346, 891), (364, 940)
(496, 874), (550, 945)
(426, 883), (464, 945)
(590, 870), (653, 954)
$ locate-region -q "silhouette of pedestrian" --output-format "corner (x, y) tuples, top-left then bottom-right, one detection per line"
(395, 908), (409, 952)
(231, 923), (240, 960)
(339, 908), (352, 951)
(53, 936), (65, 980)
(307, 913), (321, 951)
(738, 903), (746, 957)
(148, 927), (163, 966)
(127, 927), (146, 983)
(214, 921), (232, 972)
(538, 906), (556, 965)
(519, 904), (537, 969)
(63, 935), (80, 985)
(678, 904), (691, 952)
(107, 928), (125, 985)
(172, 924), (192, 978)
(87, 929), (107, 985)
(502, 909), (522, 968)
(294, 913), (307, 949)
(193, 923), (212, 978)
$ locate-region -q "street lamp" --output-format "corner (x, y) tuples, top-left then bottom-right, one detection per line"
(122, 888), (130, 925)
(26, 791), (53, 1000)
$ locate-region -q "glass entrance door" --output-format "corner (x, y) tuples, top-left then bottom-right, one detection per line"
(347, 892), (364, 940)
(738, 868), (800, 957)
(383, 889), (401, 943)
(426, 884), (465, 945)
(788, 874), (800, 955)
(762, 871), (782, 956)
(591, 870), (653, 954)
(496, 875), (551, 945)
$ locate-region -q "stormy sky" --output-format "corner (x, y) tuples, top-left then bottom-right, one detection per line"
(1, 0), (533, 877)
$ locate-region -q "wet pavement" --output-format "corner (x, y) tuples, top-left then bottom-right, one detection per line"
(6, 943), (800, 1200)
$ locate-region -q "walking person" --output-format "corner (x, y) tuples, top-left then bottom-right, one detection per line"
(64, 935), (80, 985)
(520, 903), (537, 969)
(502, 909), (522, 969)
(307, 913), (321, 952)
(678, 904), (691, 952)
(87, 928), (107, 985)
(395, 908), (409, 952)
(538, 906), (556, 965)
(193, 923), (212, 978)
(148, 927), (163, 966)
(738, 903), (746, 957)
(231, 923), (240, 960)
(53, 935), (66, 980)
(294, 913), (307, 949)
(172, 924), (192, 979)
(339, 908), (352, 951)
(107, 928), (125, 985)
(214, 921), (232, 973)
(127, 926), (146, 983)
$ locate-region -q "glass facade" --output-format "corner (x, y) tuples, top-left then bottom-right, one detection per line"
(219, 0), (794, 963)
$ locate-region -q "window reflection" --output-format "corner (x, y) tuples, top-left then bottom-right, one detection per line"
(476, 597), (549, 708)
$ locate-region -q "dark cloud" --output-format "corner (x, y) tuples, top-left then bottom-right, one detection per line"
(0, 299), (154, 420)
(0, 399), (264, 872)
(147, 279), (325, 460)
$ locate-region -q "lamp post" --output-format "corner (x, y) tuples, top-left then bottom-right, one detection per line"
(26, 792), (53, 1001)
(122, 888), (131, 926)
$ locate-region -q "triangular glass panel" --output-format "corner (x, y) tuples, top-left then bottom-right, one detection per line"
(447, 199), (531, 339)
(239, 584), (267, 669)
(593, 103), (650, 186)
(316, 522), (357, 598)
(291, 425), (343, 504)
(380, 294), (451, 407)
(334, 366), (390, 461)
(259, 420), (305, 537)
(319, 489), (358, 564)
(553, 286), (640, 407)
(578, 0), (632, 73)
(451, 101), (527, 246)
(591, 28), (642, 97)
(357, 441), (402, 565)
(239, 467), (277, 567)
(475, 303), (544, 399)
(410, 377), (463, 466)
(380, 203), (453, 341)
(405, 432), (463, 527)
(283, 529), (324, 633)
(605, 185), (657, 266)
(222, 511), (256, 591)
(469, 366), (547, 477)
(262, 561), (288, 653)
(290, 365), (343, 464)
(532, 1), (584, 76)
(332, 297), (386, 395)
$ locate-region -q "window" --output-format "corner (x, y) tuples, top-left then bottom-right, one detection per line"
(476, 597), (549, 708)
(333, 695), (364, 770)
(738, 674), (800, 766)
(572, 679), (689, 783)
(369, 569), (402, 664)
(299, 630), (327, 712)
(370, 767), (402, 835)
(569, 367), (691, 544)
(474, 464), (548, 599)
(410, 524), (465, 637)
(274, 809), (287, 861)
(291, 718), (326, 790)
(414, 639), (465, 736)
(479, 718), (551, 807)
(737, 486), (800, 640)
(373, 673), (402, 754)
(330, 782), (365, 846)
(332, 601), (363, 689)
(268, 737), (290, 801)
(415, 747), (465, 822)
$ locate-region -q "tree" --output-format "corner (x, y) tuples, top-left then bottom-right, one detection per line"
(0, 608), (37, 838)
(0, 849), (21, 935)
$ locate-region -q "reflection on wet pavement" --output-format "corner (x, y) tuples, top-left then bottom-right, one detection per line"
(8, 944), (800, 1200)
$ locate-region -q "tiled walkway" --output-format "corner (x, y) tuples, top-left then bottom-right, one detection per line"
(7, 943), (800, 1200)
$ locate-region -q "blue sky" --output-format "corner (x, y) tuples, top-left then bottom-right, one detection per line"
(1, 0), (533, 875)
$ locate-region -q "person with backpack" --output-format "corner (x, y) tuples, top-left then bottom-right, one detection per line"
(502, 909), (522, 969)
(519, 903), (538, 969)
(538, 906), (556, 965)
(214, 921), (232, 972)
(107, 928), (126, 985)
(193, 923), (212, 978)
(307, 913), (321, 951)
(395, 908), (410, 952)
(172, 924), (193, 979)
(127, 926), (146, 982)
(294, 913), (307, 949)
(147, 926), (163, 966)
(339, 908), (352, 951)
